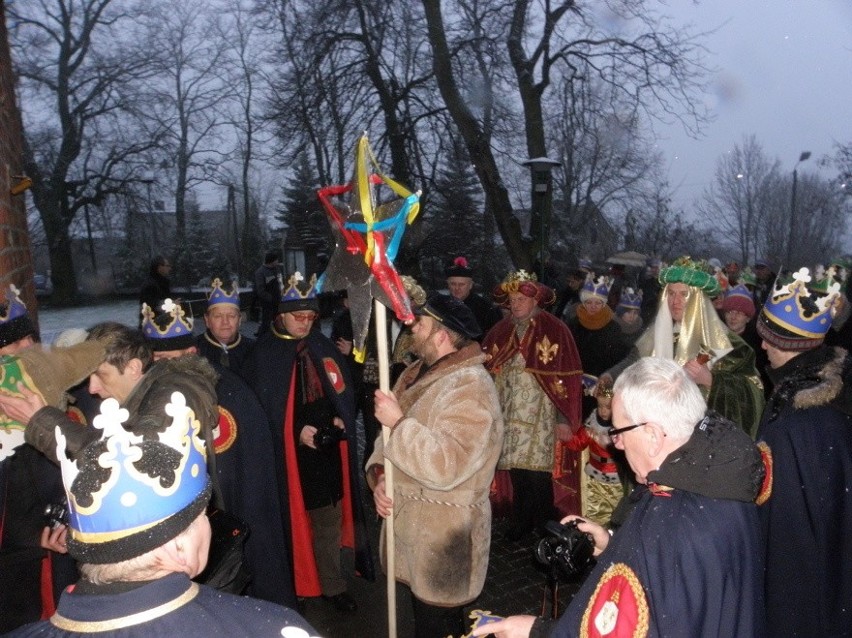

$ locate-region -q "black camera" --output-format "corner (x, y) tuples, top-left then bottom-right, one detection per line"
(534, 520), (595, 580)
(313, 423), (346, 451)
(44, 498), (69, 530)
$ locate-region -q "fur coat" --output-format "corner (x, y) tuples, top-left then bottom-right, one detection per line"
(366, 343), (503, 606)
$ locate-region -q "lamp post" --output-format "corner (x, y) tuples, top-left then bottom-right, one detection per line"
(786, 151), (811, 266)
(522, 156), (562, 281)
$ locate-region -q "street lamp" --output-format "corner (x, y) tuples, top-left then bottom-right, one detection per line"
(786, 151), (811, 267)
(522, 156), (562, 281)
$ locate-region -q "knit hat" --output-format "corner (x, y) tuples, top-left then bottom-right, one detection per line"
(723, 284), (756, 319)
(206, 278), (240, 310)
(141, 299), (195, 351)
(0, 341), (105, 458)
(0, 284), (36, 348)
(756, 267), (842, 351)
(59, 392), (212, 564)
(445, 256), (474, 279)
(659, 256), (721, 297)
(493, 270), (556, 308)
(415, 293), (482, 340)
(580, 274), (610, 303)
(278, 272), (319, 314)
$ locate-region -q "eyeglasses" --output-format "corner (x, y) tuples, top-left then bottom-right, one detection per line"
(608, 422), (647, 441)
(289, 312), (317, 323)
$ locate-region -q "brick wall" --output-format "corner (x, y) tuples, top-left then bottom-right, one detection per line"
(0, 1), (38, 329)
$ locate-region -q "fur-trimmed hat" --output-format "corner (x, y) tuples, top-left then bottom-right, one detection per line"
(723, 284), (756, 319)
(445, 256), (474, 279)
(415, 293), (481, 340)
(141, 299), (195, 352)
(58, 392), (212, 564)
(278, 272), (319, 314)
(493, 270), (555, 308)
(756, 267), (841, 351)
(0, 284), (36, 348)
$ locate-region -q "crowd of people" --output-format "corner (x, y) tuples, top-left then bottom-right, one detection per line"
(0, 251), (849, 638)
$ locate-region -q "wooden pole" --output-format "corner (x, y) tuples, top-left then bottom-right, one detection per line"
(374, 299), (396, 638)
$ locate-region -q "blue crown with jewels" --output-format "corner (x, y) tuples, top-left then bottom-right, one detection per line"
(581, 274), (610, 301)
(618, 287), (642, 310)
(0, 284), (28, 324)
(141, 299), (194, 341)
(206, 278), (240, 309)
(56, 392), (208, 541)
(281, 272), (318, 303)
(762, 267), (842, 339)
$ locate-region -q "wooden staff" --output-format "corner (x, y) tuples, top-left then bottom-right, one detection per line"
(374, 299), (397, 638)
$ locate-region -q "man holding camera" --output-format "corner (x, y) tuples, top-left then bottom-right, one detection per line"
(244, 273), (372, 613)
(473, 357), (766, 638)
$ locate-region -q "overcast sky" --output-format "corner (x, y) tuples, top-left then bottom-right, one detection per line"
(653, 0), (851, 212)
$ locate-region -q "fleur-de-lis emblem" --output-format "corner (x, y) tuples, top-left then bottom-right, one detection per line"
(537, 335), (558, 365)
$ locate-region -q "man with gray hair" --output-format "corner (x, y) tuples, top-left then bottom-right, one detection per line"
(473, 357), (766, 638)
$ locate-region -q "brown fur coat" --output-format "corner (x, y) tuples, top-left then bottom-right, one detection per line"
(366, 343), (503, 606)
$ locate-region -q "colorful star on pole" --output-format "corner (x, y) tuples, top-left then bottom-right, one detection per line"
(317, 135), (419, 362)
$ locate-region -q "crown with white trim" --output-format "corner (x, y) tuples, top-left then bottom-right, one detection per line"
(0, 284), (35, 347)
(58, 392), (211, 563)
(278, 272), (319, 314)
(756, 267), (842, 351)
(206, 278), (240, 309)
(141, 299), (195, 351)
(581, 274), (610, 302)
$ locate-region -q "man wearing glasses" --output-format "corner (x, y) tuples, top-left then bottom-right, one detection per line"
(243, 273), (373, 614)
(472, 357), (766, 638)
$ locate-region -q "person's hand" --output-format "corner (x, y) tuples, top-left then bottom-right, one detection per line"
(683, 359), (712, 388)
(373, 474), (393, 518)
(41, 525), (68, 554)
(470, 615), (536, 637)
(374, 389), (403, 428)
(555, 422), (572, 442)
(332, 416), (345, 430)
(335, 337), (353, 356)
(300, 425), (318, 449)
(0, 383), (46, 425)
(562, 514), (610, 557)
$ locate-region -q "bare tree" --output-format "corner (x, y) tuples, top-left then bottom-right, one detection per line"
(698, 135), (782, 266)
(135, 0), (233, 281)
(422, 0), (712, 271)
(9, 0), (160, 304)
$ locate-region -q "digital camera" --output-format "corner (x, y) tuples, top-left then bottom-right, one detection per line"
(313, 423), (346, 451)
(44, 498), (69, 530)
(534, 519), (595, 580)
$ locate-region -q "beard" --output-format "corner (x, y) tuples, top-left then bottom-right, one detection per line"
(411, 328), (440, 366)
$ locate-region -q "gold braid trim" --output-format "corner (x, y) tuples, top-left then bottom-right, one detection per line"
(755, 441), (773, 506)
(580, 562), (649, 638)
(50, 582), (199, 632)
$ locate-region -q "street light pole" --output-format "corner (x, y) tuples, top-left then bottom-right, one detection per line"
(522, 157), (562, 281)
(786, 151), (811, 267)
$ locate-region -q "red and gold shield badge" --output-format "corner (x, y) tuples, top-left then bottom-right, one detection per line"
(213, 406), (238, 454)
(323, 358), (346, 394)
(580, 563), (649, 638)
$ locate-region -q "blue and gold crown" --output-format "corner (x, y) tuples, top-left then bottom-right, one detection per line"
(581, 274), (610, 302)
(757, 267), (842, 351)
(141, 299), (195, 351)
(618, 288), (643, 310)
(206, 278), (240, 309)
(57, 392), (211, 563)
(0, 284), (35, 348)
(278, 272), (319, 314)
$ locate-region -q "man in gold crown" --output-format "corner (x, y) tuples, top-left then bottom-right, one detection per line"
(482, 270), (583, 541)
(243, 273), (373, 613)
(600, 256), (764, 438)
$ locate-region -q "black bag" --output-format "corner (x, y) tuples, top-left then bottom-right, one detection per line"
(194, 508), (252, 594)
